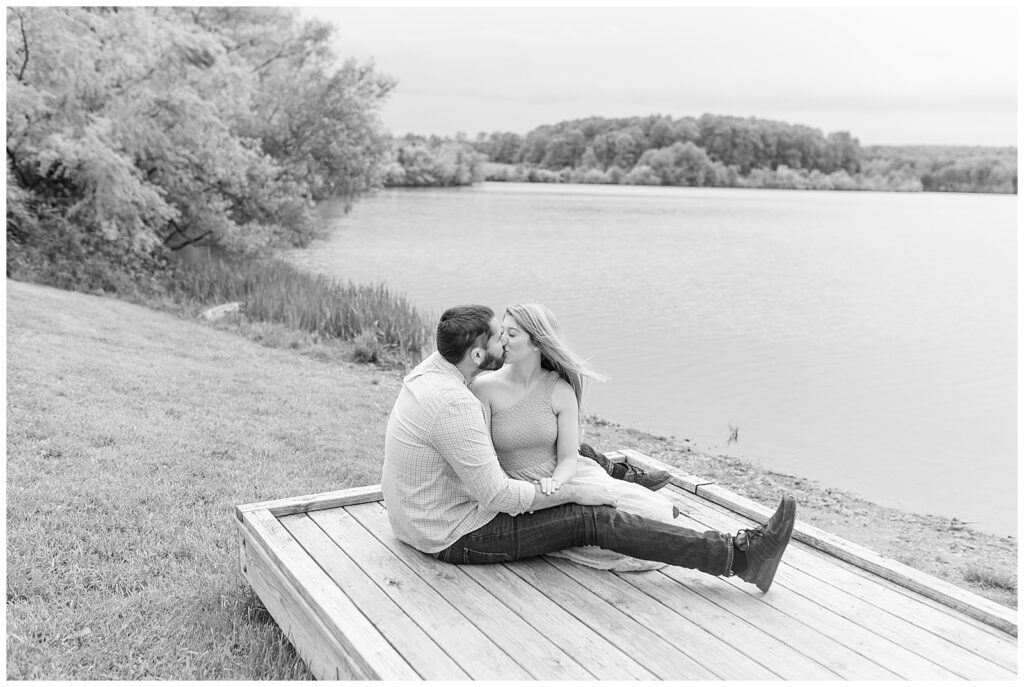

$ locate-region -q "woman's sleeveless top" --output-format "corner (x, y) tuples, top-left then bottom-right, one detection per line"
(490, 371), (561, 482)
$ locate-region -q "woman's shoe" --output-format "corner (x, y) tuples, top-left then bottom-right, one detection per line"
(578, 443), (673, 491)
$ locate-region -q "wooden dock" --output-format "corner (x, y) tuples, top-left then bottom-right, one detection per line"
(235, 449), (1017, 680)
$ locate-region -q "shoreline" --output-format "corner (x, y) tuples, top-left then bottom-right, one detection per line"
(586, 416), (1014, 539)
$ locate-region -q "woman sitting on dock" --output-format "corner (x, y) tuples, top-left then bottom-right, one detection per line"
(471, 303), (679, 571)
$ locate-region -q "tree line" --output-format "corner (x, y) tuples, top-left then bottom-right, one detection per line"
(7, 6), (393, 287)
(466, 115), (1016, 194)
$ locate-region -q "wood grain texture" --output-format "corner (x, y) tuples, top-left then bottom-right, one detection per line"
(351, 502), (657, 680)
(237, 519), (364, 680)
(235, 484), (382, 520)
(278, 513), (469, 680)
(240, 508), (418, 679)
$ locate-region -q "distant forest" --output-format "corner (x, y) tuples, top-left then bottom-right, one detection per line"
(384, 114), (1017, 194)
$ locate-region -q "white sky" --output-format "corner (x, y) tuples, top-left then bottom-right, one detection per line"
(302, 2), (1019, 147)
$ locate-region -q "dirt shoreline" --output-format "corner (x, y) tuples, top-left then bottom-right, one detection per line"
(579, 415), (1017, 609)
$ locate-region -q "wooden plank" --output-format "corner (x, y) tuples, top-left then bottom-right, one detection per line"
(278, 513), (470, 680)
(592, 564), (843, 679)
(235, 484), (382, 520)
(688, 563), (960, 679)
(668, 484), (1018, 671)
(653, 563), (900, 679)
(350, 501), (657, 680)
(621, 449), (1017, 636)
(768, 536), (1018, 671)
(237, 519), (371, 680)
(340, 503), (597, 679)
(240, 508), (418, 680)
(669, 483), (1015, 640)
(543, 557), (781, 680)
(311, 505), (567, 680)
(671, 493), (1006, 679)
(657, 497), (961, 680)
(507, 557), (720, 680)
(774, 563), (1015, 680)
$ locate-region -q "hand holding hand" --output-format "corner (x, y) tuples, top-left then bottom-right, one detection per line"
(540, 477), (562, 495)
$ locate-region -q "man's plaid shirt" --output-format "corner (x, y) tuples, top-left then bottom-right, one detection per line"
(382, 352), (536, 553)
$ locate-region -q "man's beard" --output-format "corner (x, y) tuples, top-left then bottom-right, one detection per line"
(477, 350), (505, 371)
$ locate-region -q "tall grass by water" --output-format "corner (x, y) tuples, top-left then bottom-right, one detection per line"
(171, 249), (434, 365)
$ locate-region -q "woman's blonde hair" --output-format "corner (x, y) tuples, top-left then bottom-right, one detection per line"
(504, 304), (607, 428)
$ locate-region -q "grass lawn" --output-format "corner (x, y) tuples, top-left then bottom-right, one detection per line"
(6, 279), (402, 679)
(6, 278), (1016, 678)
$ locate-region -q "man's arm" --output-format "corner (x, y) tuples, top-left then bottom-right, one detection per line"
(528, 481), (618, 511)
(433, 395), (616, 514)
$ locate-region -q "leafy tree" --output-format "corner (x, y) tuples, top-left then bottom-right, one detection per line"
(473, 131), (523, 164)
(6, 5), (394, 285)
(540, 127), (585, 168)
(635, 142), (718, 186)
(383, 135), (483, 187)
(187, 7), (394, 206)
(611, 130), (643, 170)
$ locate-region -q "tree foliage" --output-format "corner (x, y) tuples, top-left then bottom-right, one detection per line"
(381, 134), (484, 187)
(7, 6), (393, 285)
(469, 114), (1015, 194)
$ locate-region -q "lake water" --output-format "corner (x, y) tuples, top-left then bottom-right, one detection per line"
(284, 183), (1017, 537)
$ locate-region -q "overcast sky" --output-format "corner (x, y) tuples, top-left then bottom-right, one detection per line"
(302, 3), (1018, 147)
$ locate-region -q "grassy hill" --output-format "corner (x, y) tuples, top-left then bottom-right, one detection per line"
(6, 279), (403, 678)
(5, 279), (1016, 678)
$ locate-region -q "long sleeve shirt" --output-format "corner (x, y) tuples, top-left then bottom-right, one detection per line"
(381, 352), (536, 553)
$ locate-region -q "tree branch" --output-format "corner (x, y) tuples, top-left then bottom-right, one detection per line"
(16, 10), (30, 82)
(162, 220), (212, 250)
(6, 147), (31, 188)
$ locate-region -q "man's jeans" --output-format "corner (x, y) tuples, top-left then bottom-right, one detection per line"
(432, 504), (734, 576)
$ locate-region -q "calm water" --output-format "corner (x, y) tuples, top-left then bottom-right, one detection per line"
(284, 183), (1017, 536)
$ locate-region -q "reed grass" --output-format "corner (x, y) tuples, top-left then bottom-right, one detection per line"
(963, 566), (1018, 594)
(169, 249), (434, 366)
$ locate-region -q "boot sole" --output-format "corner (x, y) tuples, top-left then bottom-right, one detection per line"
(646, 474), (672, 491)
(753, 498), (796, 592)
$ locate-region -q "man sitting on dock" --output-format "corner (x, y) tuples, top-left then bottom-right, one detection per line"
(381, 305), (797, 592)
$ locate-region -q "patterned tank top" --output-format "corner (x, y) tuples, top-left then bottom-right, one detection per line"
(489, 371), (561, 482)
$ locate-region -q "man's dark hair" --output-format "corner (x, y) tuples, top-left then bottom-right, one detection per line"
(436, 305), (494, 364)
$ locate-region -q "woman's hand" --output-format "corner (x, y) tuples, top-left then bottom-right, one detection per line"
(540, 477), (562, 495)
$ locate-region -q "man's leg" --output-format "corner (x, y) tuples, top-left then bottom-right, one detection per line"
(433, 496), (796, 592)
(436, 503), (730, 574)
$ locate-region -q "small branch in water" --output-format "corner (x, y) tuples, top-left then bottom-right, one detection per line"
(727, 424), (739, 445)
